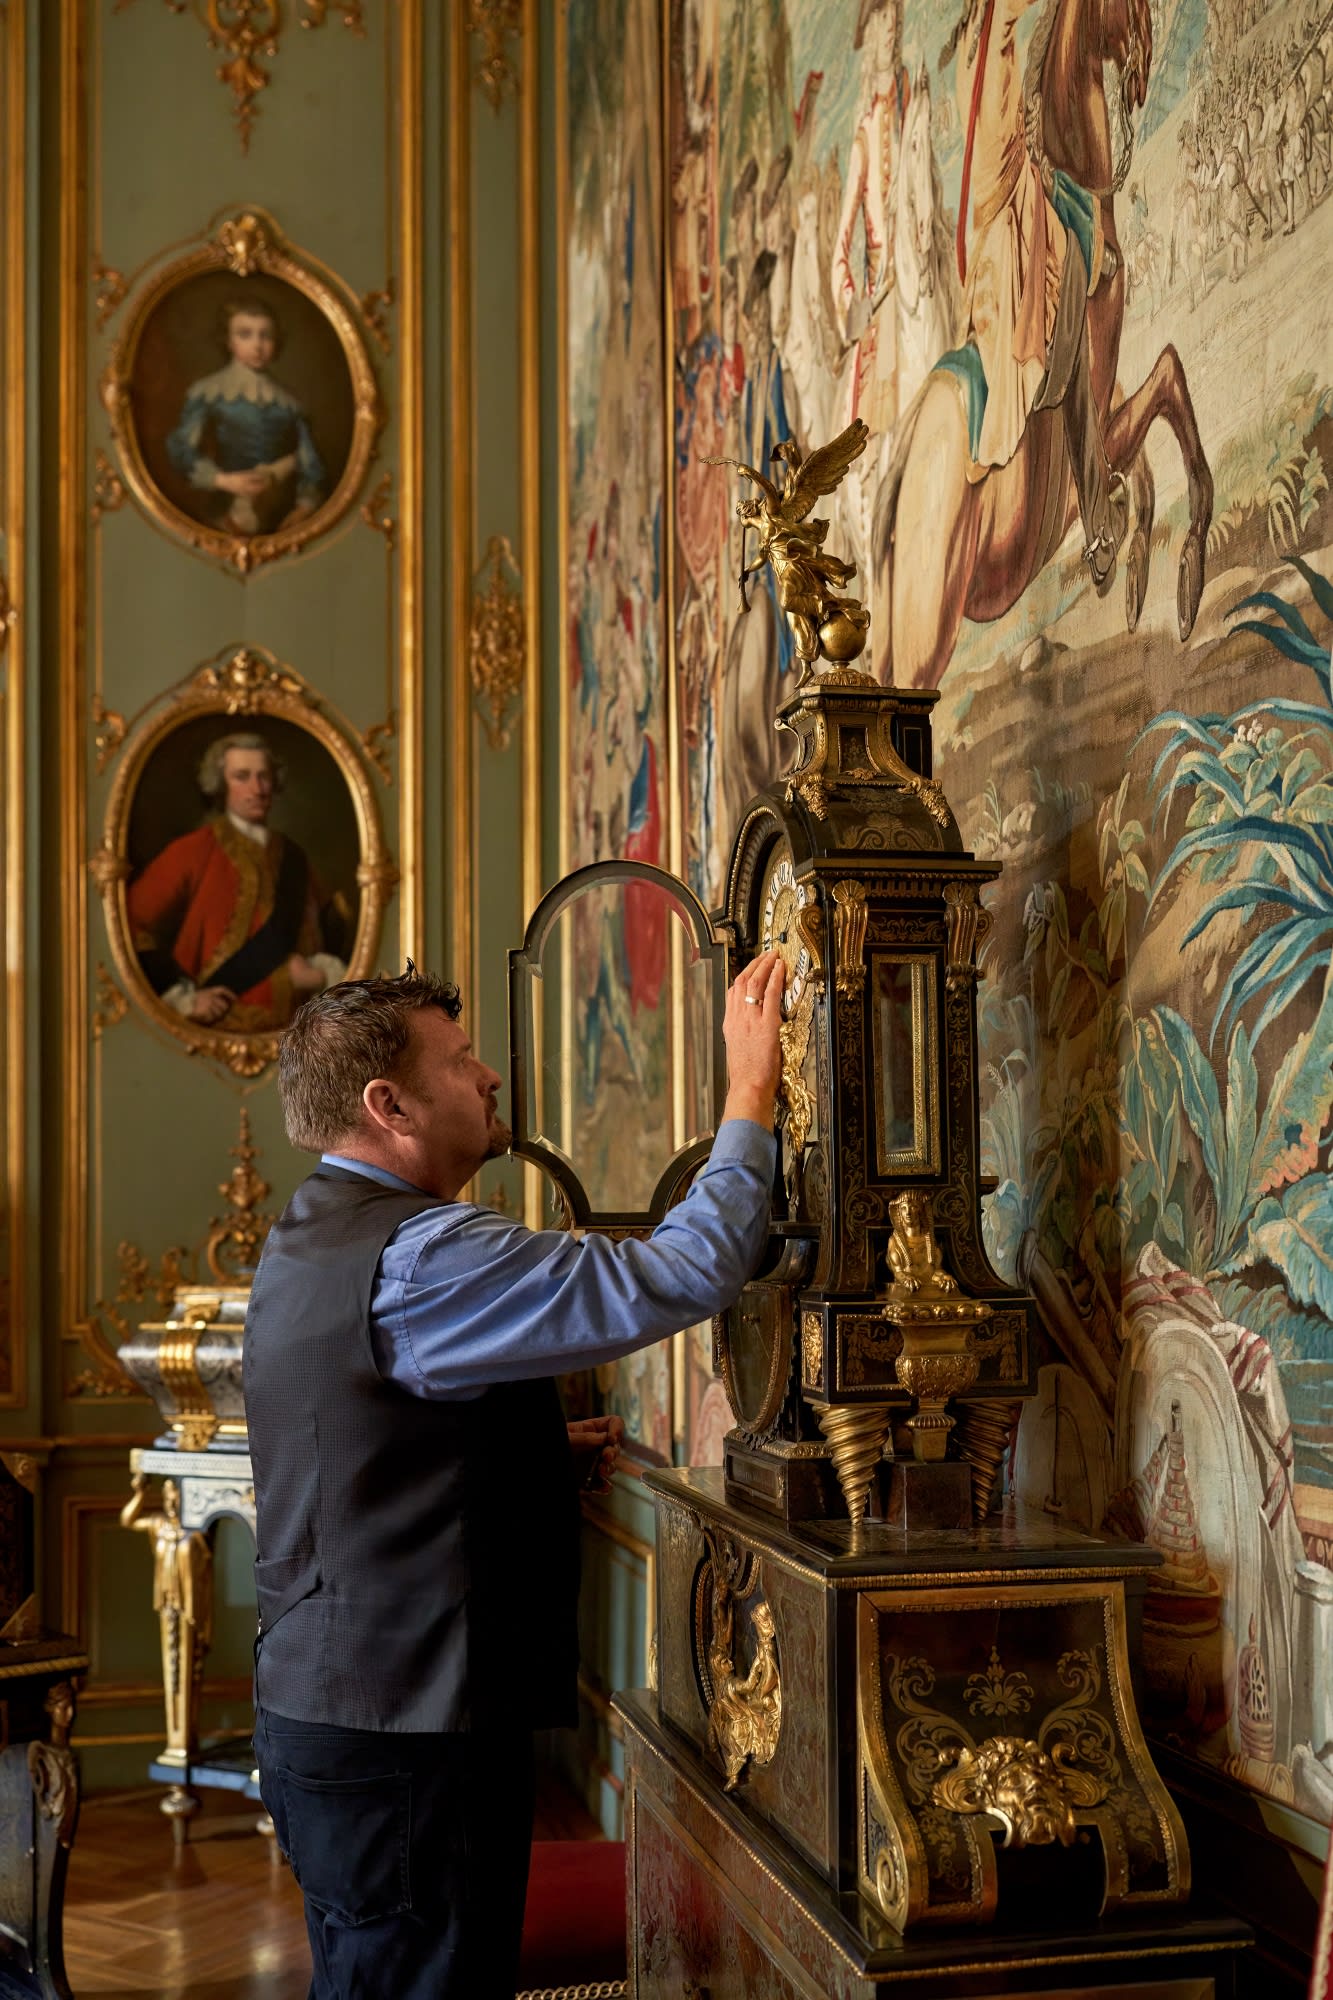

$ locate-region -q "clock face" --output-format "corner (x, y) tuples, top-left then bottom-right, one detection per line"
(759, 840), (812, 1016)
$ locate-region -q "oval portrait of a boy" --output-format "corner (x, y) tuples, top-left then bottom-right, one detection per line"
(123, 270), (358, 552)
(124, 715), (362, 1038)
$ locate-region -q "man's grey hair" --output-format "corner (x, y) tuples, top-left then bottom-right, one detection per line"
(197, 732), (286, 806)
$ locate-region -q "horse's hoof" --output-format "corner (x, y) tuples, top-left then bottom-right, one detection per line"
(1126, 532), (1149, 634)
(1178, 529), (1206, 642)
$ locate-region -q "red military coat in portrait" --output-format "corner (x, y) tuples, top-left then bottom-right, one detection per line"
(126, 815), (327, 1032)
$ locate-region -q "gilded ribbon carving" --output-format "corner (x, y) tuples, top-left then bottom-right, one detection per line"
(468, 0), (522, 111)
(120, 1), (367, 152)
(469, 534), (526, 752)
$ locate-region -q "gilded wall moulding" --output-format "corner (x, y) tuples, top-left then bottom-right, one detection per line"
(100, 207), (383, 574)
(467, 0), (522, 112)
(469, 533), (526, 751)
(119, 1), (366, 153)
(90, 645), (397, 1077)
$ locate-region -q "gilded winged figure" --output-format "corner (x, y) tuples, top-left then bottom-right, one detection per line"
(706, 419), (873, 680)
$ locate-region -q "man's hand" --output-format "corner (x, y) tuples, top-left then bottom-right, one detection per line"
(568, 1414), (625, 1494)
(216, 469), (271, 497)
(286, 952), (328, 994)
(721, 947), (785, 1129)
(188, 985), (235, 1024)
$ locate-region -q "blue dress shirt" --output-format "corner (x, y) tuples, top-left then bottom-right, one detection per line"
(321, 1118), (776, 1401)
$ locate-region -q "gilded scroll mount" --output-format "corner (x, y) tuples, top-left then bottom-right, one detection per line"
(699, 1531), (782, 1792)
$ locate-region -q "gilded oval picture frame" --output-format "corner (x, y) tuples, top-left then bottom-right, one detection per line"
(101, 209), (382, 572)
(92, 647), (398, 1077)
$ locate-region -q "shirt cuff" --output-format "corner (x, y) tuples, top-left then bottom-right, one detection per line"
(709, 1117), (778, 1171)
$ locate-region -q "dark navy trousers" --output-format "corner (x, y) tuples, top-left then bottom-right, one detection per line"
(254, 1706), (535, 2000)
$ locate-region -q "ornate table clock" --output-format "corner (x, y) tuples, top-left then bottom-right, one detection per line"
(510, 428), (1249, 1997)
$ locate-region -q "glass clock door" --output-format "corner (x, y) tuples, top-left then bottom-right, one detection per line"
(509, 860), (729, 1230)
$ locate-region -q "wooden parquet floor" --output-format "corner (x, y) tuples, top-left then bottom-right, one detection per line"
(64, 1779), (603, 1997)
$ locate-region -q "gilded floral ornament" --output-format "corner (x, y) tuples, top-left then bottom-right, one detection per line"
(360, 470), (397, 549)
(965, 1645), (1035, 1721)
(92, 257), (128, 330)
(468, 0), (522, 112)
(359, 279), (395, 355)
(73, 1239), (188, 1398)
(93, 963), (129, 1037)
(120, 2), (366, 153)
(205, 1108), (275, 1279)
(91, 450), (127, 527)
(91, 694), (127, 774)
(469, 534), (526, 751)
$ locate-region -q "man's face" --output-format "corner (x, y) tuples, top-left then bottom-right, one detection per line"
(222, 747), (275, 824)
(228, 311), (276, 371)
(405, 1009), (510, 1185)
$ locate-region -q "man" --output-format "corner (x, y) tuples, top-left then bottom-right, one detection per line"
(127, 732), (346, 1031)
(244, 951), (785, 1998)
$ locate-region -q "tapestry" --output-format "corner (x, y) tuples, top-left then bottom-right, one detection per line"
(666, 0), (1333, 1827)
(561, 0), (675, 1459)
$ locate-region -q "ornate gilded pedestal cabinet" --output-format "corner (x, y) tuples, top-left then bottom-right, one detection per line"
(512, 447), (1252, 1994)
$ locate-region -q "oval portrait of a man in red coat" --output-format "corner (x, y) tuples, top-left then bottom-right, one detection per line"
(124, 716), (360, 1037)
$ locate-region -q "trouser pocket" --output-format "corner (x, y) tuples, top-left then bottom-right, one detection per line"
(271, 1766), (413, 1925)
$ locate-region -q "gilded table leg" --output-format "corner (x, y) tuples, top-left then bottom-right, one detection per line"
(121, 1474), (215, 1848)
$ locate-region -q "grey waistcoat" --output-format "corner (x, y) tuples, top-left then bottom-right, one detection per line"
(243, 1165), (580, 1733)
